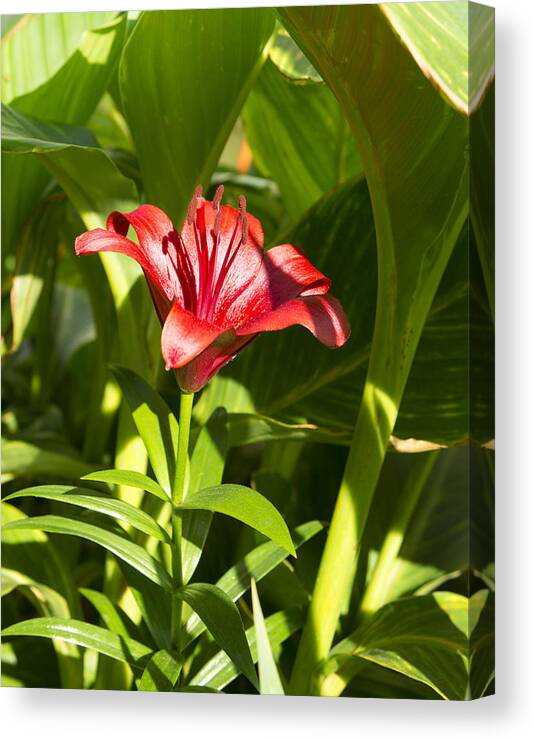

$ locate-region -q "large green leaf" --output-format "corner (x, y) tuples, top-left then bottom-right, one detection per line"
(9, 196), (64, 350)
(112, 366), (179, 496)
(119, 8), (275, 224)
(177, 484), (295, 556)
(2, 12), (126, 255)
(3, 515), (172, 591)
(2, 617), (153, 669)
(323, 592), (469, 700)
(179, 583), (257, 689)
(243, 58), (361, 222)
(1, 438), (98, 483)
(183, 520), (322, 644)
(190, 608), (303, 690)
(182, 408), (229, 584)
(5, 485), (170, 543)
(380, 2), (494, 115)
(212, 180), (491, 448)
(280, 5), (469, 689)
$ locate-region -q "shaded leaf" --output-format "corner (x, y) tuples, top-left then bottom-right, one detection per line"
(138, 649), (182, 692)
(179, 583), (257, 689)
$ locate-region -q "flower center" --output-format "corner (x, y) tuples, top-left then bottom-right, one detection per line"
(180, 184), (249, 322)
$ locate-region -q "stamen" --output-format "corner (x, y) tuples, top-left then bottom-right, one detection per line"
(238, 194), (247, 216)
(241, 215), (248, 245)
(212, 185), (224, 211)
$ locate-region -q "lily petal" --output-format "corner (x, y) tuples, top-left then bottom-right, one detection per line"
(107, 205), (181, 301)
(161, 301), (224, 371)
(175, 334), (256, 394)
(75, 227), (178, 299)
(235, 294), (350, 348)
(223, 244), (331, 328)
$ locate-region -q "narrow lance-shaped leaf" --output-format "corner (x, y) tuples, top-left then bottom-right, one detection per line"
(177, 484), (295, 557)
(3, 515), (172, 591)
(184, 520), (322, 644)
(5, 485), (171, 543)
(1, 617), (153, 669)
(182, 408), (229, 583)
(83, 469), (169, 502)
(112, 366), (179, 496)
(251, 578), (285, 695)
(190, 608), (303, 691)
(179, 583), (258, 690)
(138, 650), (182, 692)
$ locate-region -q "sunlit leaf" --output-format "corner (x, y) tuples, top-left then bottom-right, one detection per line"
(3, 515), (172, 591)
(119, 7), (275, 224)
(138, 649), (182, 691)
(251, 578), (285, 694)
(177, 484), (295, 557)
(83, 469), (169, 502)
(5, 485), (170, 543)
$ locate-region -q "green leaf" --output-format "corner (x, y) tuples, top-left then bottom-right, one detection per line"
(1, 617), (153, 669)
(327, 592), (469, 700)
(268, 26), (321, 82)
(138, 650), (182, 692)
(83, 469), (169, 502)
(1, 438), (98, 483)
(190, 608), (303, 690)
(468, 590), (494, 698)
(380, 2), (494, 115)
(9, 196), (64, 350)
(227, 412), (351, 448)
(179, 583), (257, 689)
(182, 408), (229, 584)
(119, 563), (172, 650)
(1, 502), (82, 620)
(79, 588), (132, 639)
(251, 578), (285, 695)
(243, 58), (361, 222)
(112, 366), (179, 496)
(2, 104), (138, 231)
(177, 484), (295, 557)
(5, 485), (171, 543)
(2, 13), (126, 256)
(183, 520), (322, 644)
(2, 515), (172, 591)
(119, 8), (275, 224)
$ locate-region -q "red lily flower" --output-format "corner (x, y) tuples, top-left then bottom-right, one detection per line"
(75, 186), (350, 393)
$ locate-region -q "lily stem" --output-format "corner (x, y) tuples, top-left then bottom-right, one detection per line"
(171, 390), (195, 655)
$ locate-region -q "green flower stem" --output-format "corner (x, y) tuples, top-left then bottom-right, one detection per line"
(171, 390), (195, 653)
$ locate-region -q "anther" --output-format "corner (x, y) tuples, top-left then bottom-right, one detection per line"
(212, 185), (224, 211)
(213, 208), (223, 237)
(241, 215), (249, 245)
(238, 194), (247, 216)
(187, 185), (204, 224)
